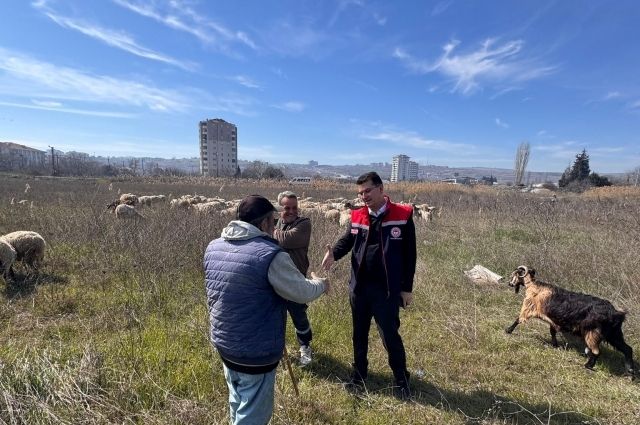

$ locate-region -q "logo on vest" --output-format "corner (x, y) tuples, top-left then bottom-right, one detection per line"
(390, 226), (401, 238)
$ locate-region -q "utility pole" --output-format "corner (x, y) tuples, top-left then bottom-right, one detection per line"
(49, 146), (56, 176)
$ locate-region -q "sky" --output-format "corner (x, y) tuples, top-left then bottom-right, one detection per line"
(1, 1), (639, 173)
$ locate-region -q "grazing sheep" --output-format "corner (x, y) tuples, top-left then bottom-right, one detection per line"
(413, 203), (436, 222)
(324, 209), (341, 223)
(138, 195), (167, 208)
(115, 204), (145, 220)
(119, 193), (139, 206)
(0, 231), (46, 274)
(505, 265), (636, 376)
(0, 239), (17, 281)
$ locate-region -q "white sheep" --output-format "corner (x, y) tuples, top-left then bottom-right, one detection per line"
(339, 210), (351, 227)
(138, 195), (167, 207)
(0, 239), (17, 281)
(115, 204), (145, 220)
(413, 203), (436, 222)
(0, 231), (46, 274)
(324, 209), (340, 223)
(192, 200), (225, 215)
(119, 193), (139, 206)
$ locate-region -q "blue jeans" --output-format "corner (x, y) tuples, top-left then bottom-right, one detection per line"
(223, 365), (276, 425)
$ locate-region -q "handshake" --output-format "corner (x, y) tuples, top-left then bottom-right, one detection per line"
(308, 245), (335, 295)
(311, 245), (335, 295)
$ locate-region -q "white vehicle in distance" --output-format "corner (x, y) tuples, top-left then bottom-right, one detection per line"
(288, 176), (313, 185)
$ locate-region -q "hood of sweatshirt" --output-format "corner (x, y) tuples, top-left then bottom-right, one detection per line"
(221, 220), (268, 241)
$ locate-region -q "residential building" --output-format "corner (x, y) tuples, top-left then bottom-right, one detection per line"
(0, 142), (46, 168)
(391, 154), (409, 182)
(408, 160), (419, 181)
(199, 118), (237, 177)
(391, 154), (419, 182)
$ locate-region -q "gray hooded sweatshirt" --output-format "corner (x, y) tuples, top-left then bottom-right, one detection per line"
(221, 220), (326, 303)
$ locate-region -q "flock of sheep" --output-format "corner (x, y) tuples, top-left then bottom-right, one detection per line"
(105, 192), (440, 226)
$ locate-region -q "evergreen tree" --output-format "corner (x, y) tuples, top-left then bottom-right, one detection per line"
(589, 172), (611, 187)
(558, 165), (571, 188)
(558, 149), (613, 190)
(570, 149), (590, 181)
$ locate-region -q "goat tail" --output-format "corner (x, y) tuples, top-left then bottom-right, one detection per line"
(612, 309), (627, 327)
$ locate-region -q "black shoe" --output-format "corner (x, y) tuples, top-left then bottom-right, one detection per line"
(344, 372), (366, 392)
(393, 382), (411, 400)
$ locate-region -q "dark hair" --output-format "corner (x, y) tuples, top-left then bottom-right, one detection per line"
(356, 171), (383, 186)
(248, 211), (274, 229)
(237, 194), (277, 223)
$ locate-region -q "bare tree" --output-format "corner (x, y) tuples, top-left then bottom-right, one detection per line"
(514, 141), (530, 186)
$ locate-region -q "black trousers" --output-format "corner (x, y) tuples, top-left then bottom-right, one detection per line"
(286, 300), (312, 346)
(349, 285), (408, 383)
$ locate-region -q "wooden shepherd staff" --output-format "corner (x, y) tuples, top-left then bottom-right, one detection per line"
(283, 345), (299, 397)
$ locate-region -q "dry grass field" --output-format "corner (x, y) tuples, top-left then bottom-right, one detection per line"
(1, 174), (639, 424)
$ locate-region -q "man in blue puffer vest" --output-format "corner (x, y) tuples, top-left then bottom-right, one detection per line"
(205, 194), (329, 425)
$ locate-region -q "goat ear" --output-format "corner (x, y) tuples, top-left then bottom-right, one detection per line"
(529, 268), (536, 277)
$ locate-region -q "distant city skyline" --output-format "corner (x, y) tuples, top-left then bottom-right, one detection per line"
(1, 1), (639, 173)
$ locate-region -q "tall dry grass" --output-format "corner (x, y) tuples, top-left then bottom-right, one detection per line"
(0, 174), (639, 424)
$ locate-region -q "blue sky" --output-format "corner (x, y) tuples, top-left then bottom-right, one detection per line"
(1, 0), (639, 173)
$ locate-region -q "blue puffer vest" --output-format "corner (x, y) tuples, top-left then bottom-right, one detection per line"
(204, 235), (284, 367)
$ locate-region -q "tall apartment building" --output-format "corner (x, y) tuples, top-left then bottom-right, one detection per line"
(391, 154), (419, 182)
(199, 118), (237, 177)
(391, 155), (418, 182)
(408, 160), (419, 180)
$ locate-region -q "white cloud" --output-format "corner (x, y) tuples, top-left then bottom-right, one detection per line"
(394, 38), (555, 95)
(534, 141), (582, 159)
(31, 99), (62, 108)
(113, 0), (258, 53)
(0, 48), (189, 112)
(230, 75), (261, 89)
(604, 91), (621, 100)
(0, 101), (136, 118)
(33, 2), (196, 71)
(495, 118), (509, 128)
(262, 19), (332, 58)
(272, 101), (306, 113)
(431, 0), (454, 16)
(489, 86), (520, 100)
(356, 121), (474, 154)
(373, 13), (387, 26)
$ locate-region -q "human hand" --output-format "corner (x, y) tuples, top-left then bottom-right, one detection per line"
(311, 271), (331, 295)
(400, 291), (413, 308)
(321, 244), (334, 270)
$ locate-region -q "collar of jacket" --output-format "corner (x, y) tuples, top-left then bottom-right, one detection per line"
(351, 198), (412, 226)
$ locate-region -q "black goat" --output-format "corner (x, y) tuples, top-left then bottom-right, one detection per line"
(505, 265), (635, 377)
